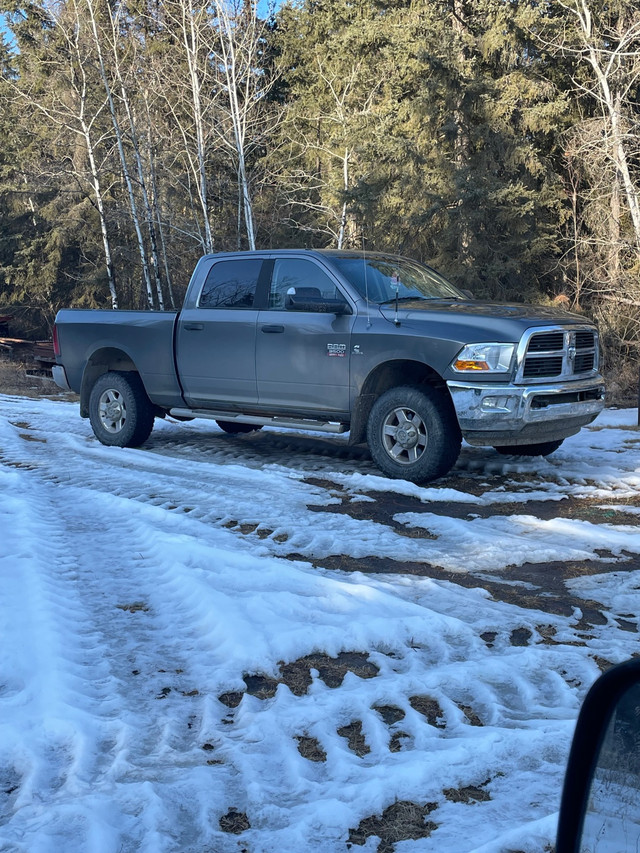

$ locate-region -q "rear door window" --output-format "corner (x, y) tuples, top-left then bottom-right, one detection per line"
(199, 259), (263, 309)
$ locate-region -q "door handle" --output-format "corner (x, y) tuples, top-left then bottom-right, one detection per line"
(261, 325), (284, 333)
(183, 323), (204, 331)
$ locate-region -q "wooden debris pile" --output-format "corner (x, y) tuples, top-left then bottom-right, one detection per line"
(0, 337), (56, 379)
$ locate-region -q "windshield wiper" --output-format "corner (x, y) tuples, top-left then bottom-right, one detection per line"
(378, 295), (430, 305)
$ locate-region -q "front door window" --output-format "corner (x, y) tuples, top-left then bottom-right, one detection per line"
(268, 258), (348, 310)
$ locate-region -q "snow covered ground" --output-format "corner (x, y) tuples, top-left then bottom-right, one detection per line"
(0, 395), (639, 853)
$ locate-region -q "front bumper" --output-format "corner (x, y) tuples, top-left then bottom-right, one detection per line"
(447, 376), (605, 446)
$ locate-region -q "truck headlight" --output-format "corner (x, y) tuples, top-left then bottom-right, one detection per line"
(451, 343), (515, 373)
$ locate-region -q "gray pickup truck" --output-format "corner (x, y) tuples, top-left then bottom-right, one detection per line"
(53, 249), (605, 483)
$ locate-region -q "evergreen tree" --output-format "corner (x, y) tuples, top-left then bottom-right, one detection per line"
(0, 0), (635, 403)
(269, 0), (571, 301)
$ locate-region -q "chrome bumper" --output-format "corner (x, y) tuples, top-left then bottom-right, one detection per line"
(447, 376), (606, 446)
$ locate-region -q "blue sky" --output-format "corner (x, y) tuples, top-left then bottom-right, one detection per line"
(1, 13), (16, 50)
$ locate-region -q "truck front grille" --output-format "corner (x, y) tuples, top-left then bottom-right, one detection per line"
(526, 332), (564, 353)
(516, 327), (598, 383)
(523, 356), (563, 378)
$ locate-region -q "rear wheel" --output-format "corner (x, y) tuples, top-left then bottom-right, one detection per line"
(366, 385), (461, 483)
(89, 371), (155, 447)
(493, 439), (564, 457)
(216, 420), (263, 434)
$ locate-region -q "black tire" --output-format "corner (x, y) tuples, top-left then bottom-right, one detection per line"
(89, 371), (155, 448)
(493, 439), (564, 457)
(366, 385), (461, 483)
(216, 421), (263, 435)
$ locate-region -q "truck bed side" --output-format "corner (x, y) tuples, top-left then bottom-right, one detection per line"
(55, 309), (184, 414)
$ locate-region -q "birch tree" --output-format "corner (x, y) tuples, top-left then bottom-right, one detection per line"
(6, 0), (120, 308)
(84, 0), (160, 308)
(85, 0), (174, 309)
(155, 0), (216, 254)
(560, 1), (640, 250)
(530, 0), (640, 349)
(209, 0), (275, 250)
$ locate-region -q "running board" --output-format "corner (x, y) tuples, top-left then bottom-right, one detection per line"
(169, 407), (348, 434)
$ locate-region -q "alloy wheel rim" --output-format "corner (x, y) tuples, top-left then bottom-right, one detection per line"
(99, 389), (126, 433)
(381, 406), (428, 465)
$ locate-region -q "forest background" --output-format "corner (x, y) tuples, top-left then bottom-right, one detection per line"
(1, 0), (639, 398)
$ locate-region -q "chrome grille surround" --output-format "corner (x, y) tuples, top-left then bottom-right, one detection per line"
(514, 325), (599, 384)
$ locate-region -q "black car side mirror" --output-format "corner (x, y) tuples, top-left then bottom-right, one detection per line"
(285, 295), (352, 315)
(556, 657), (640, 852)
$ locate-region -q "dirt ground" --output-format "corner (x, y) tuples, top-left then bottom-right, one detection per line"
(0, 355), (77, 401)
(296, 473), (640, 646)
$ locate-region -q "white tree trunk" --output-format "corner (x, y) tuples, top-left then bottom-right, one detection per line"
(212, 0), (261, 250)
(82, 120), (118, 309)
(573, 0), (640, 248)
(73, 28), (118, 308)
(86, 0), (155, 309)
(9, 0), (119, 307)
(238, 152), (256, 251)
(337, 148), (350, 250)
(182, 0), (214, 253)
(124, 95), (165, 309)
(106, 6), (165, 308)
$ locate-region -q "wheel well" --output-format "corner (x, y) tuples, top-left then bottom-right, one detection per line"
(80, 348), (138, 417)
(349, 360), (449, 445)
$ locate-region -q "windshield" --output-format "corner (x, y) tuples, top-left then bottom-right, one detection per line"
(329, 254), (463, 303)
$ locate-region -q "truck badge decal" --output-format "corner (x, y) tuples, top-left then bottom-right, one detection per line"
(327, 343), (347, 357)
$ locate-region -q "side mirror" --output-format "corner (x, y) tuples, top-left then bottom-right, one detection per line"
(285, 295), (352, 315)
(556, 658), (640, 852)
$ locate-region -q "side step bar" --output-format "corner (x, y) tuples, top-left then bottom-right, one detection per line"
(169, 407), (349, 434)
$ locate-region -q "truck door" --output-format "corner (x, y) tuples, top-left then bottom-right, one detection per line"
(256, 257), (355, 414)
(176, 257), (263, 407)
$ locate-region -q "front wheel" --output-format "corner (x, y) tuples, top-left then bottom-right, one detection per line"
(89, 371), (155, 447)
(366, 386), (461, 483)
(493, 439), (564, 457)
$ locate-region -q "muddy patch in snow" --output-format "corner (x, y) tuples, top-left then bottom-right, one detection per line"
(304, 475), (640, 525)
(293, 550), (639, 633)
(348, 800), (439, 851)
(218, 652), (381, 705)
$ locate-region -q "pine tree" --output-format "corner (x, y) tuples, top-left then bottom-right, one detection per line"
(269, 0), (570, 302)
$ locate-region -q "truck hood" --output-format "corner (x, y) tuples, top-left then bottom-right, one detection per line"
(379, 298), (585, 322)
(377, 299), (591, 341)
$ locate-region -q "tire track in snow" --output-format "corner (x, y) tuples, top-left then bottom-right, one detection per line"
(2, 397), (640, 852)
(3, 397), (639, 639)
(0, 400), (457, 570)
(0, 409), (261, 850)
(0, 468), (127, 849)
(0, 421), (333, 849)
